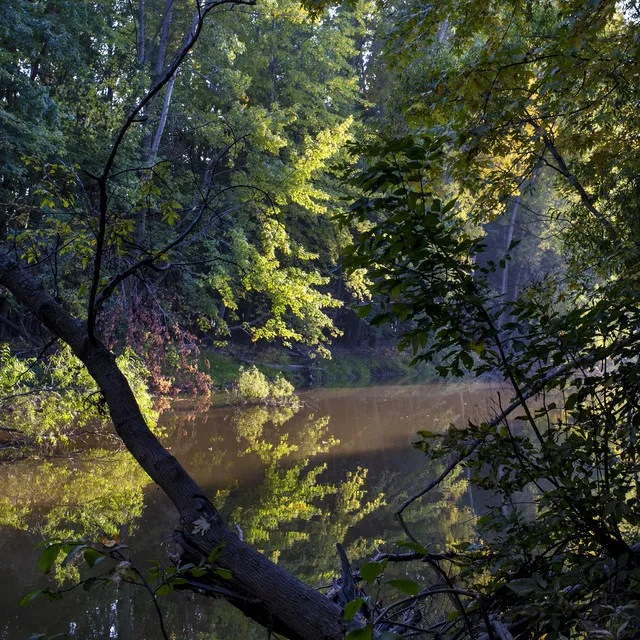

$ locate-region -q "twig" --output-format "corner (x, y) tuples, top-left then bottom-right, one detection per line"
(396, 330), (639, 517)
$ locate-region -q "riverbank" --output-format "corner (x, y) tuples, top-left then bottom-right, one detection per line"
(201, 347), (440, 390)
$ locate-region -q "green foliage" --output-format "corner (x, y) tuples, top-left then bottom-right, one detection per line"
(268, 372), (296, 402)
(0, 0), (376, 378)
(343, 128), (640, 636)
(0, 345), (157, 446)
(22, 535), (237, 616)
(235, 366), (271, 402)
(360, 560), (385, 583)
(13, 0), (640, 637)
(341, 135), (490, 377)
(378, 0), (640, 252)
(232, 365), (298, 406)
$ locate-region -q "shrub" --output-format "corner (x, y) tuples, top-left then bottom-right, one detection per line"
(0, 345), (158, 446)
(269, 373), (295, 402)
(232, 366), (298, 406)
(236, 366), (271, 403)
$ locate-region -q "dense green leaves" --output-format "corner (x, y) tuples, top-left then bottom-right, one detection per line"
(0, 0), (377, 380)
(339, 7), (640, 633)
(343, 597), (365, 621)
(6, 0), (640, 638)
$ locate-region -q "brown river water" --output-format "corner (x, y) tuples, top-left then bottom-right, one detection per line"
(0, 382), (502, 639)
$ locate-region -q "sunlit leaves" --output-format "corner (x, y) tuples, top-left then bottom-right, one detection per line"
(0, 345), (158, 444)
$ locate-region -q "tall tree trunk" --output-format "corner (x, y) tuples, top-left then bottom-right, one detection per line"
(150, 73), (176, 159)
(138, 0), (146, 65)
(499, 198), (520, 298)
(0, 253), (345, 640)
(498, 170), (540, 327)
(136, 0), (175, 247)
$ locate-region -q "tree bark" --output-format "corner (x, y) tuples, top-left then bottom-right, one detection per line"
(0, 253), (344, 640)
(499, 199), (519, 299)
(150, 72), (176, 159)
(138, 0), (146, 65)
(135, 0), (175, 247)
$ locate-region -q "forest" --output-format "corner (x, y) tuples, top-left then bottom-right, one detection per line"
(1, 0), (639, 638)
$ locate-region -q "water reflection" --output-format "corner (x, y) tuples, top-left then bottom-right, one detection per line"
(0, 382), (498, 639)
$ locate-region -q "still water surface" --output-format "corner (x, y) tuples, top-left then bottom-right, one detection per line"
(0, 382), (499, 639)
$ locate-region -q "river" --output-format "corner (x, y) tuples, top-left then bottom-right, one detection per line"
(0, 382), (500, 639)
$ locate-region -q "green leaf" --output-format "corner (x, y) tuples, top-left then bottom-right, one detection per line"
(83, 548), (106, 569)
(346, 626), (373, 640)
(156, 583), (174, 596)
(565, 393), (578, 411)
(360, 561), (384, 583)
(215, 568), (232, 580)
(20, 590), (43, 607)
(442, 198), (458, 214)
(386, 579), (420, 596)
(207, 543), (226, 564)
(357, 303), (373, 318)
(505, 578), (537, 596)
(38, 543), (62, 574)
(460, 351), (474, 371)
(343, 598), (364, 622)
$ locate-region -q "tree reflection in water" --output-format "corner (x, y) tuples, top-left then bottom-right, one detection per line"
(0, 384), (484, 639)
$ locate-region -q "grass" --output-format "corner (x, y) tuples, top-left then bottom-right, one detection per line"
(199, 352), (242, 388)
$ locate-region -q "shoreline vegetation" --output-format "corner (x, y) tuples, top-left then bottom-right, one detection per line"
(202, 346), (442, 390)
(0, 343), (441, 458)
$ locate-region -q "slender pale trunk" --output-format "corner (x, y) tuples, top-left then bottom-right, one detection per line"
(138, 0), (145, 64)
(150, 72), (176, 159)
(154, 0), (174, 79)
(498, 170), (541, 327)
(136, 0), (175, 247)
(500, 199), (520, 298)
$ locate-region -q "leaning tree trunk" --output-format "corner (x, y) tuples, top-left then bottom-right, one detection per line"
(0, 254), (344, 640)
